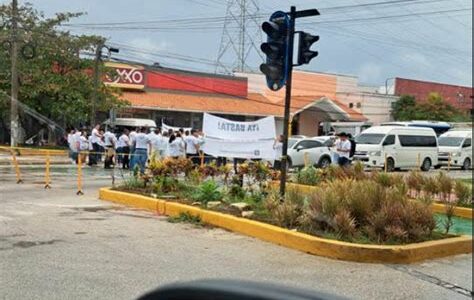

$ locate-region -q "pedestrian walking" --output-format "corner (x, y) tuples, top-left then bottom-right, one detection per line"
(168, 133), (184, 159)
(79, 129), (89, 165)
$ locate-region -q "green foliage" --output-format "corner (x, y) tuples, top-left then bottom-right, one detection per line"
(391, 93), (469, 122)
(300, 178), (436, 243)
(436, 172), (453, 202)
(295, 166), (320, 185)
(167, 212), (203, 226)
(153, 176), (180, 194)
(121, 176), (145, 190)
(454, 181), (472, 206)
(191, 180), (222, 205)
(264, 186), (306, 228)
(0, 3), (127, 129)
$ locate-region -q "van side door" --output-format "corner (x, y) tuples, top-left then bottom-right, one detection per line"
(462, 138), (472, 160)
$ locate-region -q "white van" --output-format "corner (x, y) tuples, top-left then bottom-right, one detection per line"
(436, 130), (472, 170)
(354, 126), (438, 172)
(103, 118), (157, 131)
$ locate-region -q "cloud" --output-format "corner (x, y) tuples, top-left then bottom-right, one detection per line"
(121, 37), (172, 63)
(357, 62), (383, 84)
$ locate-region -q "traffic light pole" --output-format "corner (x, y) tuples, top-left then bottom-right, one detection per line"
(279, 6), (296, 197)
(10, 0), (19, 147)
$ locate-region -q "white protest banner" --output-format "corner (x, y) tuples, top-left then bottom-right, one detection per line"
(161, 121), (192, 133)
(202, 113), (276, 159)
(202, 113), (275, 140)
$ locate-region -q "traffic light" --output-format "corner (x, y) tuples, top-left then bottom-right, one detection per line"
(297, 32), (319, 65)
(260, 11), (290, 91)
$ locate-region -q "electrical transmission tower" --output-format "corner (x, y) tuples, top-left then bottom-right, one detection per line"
(215, 0), (264, 74)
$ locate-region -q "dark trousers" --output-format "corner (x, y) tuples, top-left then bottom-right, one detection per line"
(187, 153), (200, 166)
(273, 160), (281, 170)
(91, 142), (101, 165)
(216, 157), (227, 167)
(117, 146), (130, 169)
(104, 147), (115, 169)
(338, 156), (351, 167)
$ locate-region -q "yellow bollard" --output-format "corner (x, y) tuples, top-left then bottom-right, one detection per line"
(76, 154), (84, 195)
(10, 149), (23, 184)
(447, 152), (451, 171)
(417, 153), (421, 169)
(200, 152), (205, 168)
(44, 151), (51, 189)
(384, 153), (388, 173)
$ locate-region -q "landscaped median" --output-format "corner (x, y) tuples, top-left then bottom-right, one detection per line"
(99, 187), (472, 264)
(283, 182), (473, 220)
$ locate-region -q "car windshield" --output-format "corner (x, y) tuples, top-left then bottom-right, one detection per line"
(288, 139), (298, 148)
(355, 133), (385, 145)
(438, 136), (464, 147)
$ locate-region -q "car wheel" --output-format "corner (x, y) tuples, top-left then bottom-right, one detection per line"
(318, 156), (331, 168)
(420, 158), (431, 172)
(461, 158), (471, 170)
(286, 158), (293, 170)
(385, 158), (395, 172)
(434, 165), (442, 170)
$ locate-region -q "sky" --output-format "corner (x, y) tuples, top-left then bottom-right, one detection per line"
(2, 0), (473, 87)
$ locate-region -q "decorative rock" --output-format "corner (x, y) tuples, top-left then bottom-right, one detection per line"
(191, 202), (201, 206)
(230, 202), (250, 211)
(150, 193), (158, 199)
(207, 201), (222, 208)
(241, 210), (254, 218)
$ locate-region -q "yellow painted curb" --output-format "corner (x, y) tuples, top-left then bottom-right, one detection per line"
(431, 202), (473, 219)
(99, 188), (473, 264)
(282, 182), (473, 220)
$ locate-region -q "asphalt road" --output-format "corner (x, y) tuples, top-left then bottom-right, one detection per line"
(0, 168), (472, 300)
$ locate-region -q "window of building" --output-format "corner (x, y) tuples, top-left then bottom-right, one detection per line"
(398, 135), (437, 147)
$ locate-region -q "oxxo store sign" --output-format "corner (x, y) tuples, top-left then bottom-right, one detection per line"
(104, 62), (145, 89)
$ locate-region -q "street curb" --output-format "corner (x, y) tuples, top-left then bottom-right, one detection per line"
(430, 202), (473, 219)
(99, 188), (473, 264)
(282, 182), (473, 220)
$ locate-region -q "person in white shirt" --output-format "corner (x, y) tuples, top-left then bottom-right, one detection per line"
(89, 124), (102, 165)
(78, 129), (89, 165)
(116, 128), (130, 169)
(148, 128), (167, 159)
(168, 133), (185, 159)
(131, 127), (151, 174)
(185, 129), (200, 165)
(273, 134), (283, 170)
(103, 128), (117, 169)
(335, 132), (352, 167)
(162, 131), (170, 157)
(67, 128), (75, 162)
(71, 129), (81, 164)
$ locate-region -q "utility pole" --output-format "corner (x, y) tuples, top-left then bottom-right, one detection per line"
(10, 0), (19, 147)
(91, 41), (103, 126)
(279, 6), (296, 197)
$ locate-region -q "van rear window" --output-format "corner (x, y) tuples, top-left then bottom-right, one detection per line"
(398, 135), (437, 147)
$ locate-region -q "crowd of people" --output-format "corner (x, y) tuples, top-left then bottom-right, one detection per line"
(67, 125), (205, 173)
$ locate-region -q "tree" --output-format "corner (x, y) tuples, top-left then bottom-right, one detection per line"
(0, 2), (127, 143)
(392, 93), (469, 122)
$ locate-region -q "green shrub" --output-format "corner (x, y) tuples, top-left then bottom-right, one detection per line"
(436, 172), (453, 201)
(122, 176), (145, 190)
(422, 176), (440, 198)
(264, 186), (306, 228)
(454, 181), (472, 206)
(296, 166), (320, 185)
(191, 180), (223, 205)
(153, 176), (180, 194)
(406, 170), (425, 197)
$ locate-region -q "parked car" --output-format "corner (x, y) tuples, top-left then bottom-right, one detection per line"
(436, 129), (472, 170)
(287, 137), (333, 169)
(354, 126), (438, 172)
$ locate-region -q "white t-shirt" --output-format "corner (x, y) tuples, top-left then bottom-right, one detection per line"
(129, 131), (137, 146)
(104, 131), (117, 147)
(274, 142), (283, 160)
(184, 135), (199, 154)
(90, 128), (101, 144)
(168, 139), (182, 157)
(79, 135), (89, 151)
(70, 132), (81, 152)
(134, 132), (150, 149)
(117, 134), (130, 148)
(178, 137), (186, 156)
(335, 139), (351, 158)
(67, 133), (74, 147)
